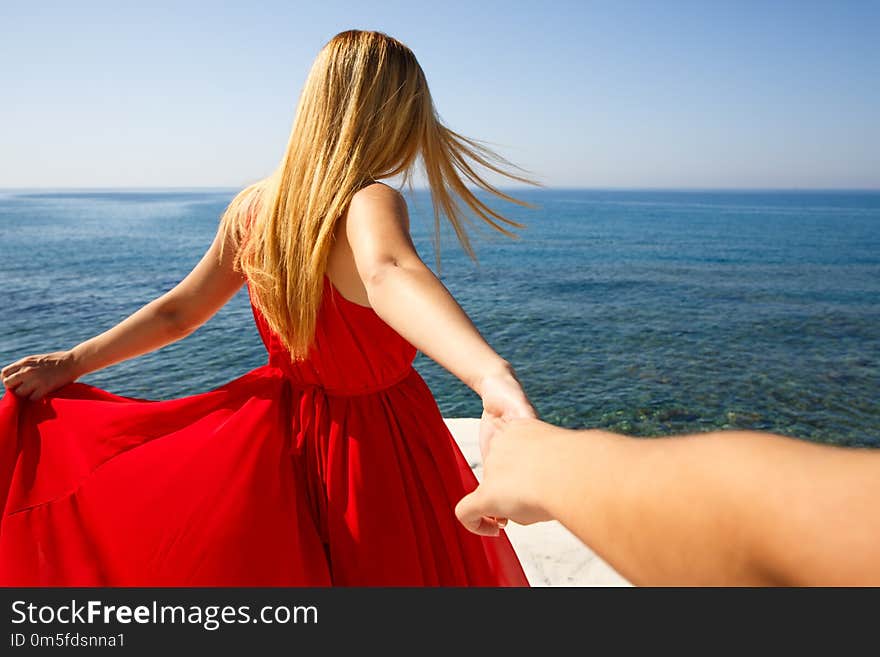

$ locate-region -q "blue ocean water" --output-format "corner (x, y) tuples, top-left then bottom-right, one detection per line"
(1, 188), (878, 446)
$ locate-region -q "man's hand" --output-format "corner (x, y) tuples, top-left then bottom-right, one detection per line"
(456, 417), (557, 536)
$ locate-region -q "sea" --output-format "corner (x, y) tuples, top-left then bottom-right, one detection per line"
(1, 188), (878, 446)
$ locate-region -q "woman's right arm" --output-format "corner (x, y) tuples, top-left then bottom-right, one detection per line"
(2, 221), (245, 401)
(456, 418), (880, 585)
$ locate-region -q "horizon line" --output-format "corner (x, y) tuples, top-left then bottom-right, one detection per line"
(2, 185), (879, 193)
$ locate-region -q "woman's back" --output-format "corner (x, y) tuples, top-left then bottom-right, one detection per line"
(249, 183), (418, 393)
(249, 273), (417, 394)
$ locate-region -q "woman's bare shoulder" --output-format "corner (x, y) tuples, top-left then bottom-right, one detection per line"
(347, 182), (410, 229)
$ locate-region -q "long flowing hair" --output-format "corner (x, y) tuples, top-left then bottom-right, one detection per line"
(218, 29), (536, 359)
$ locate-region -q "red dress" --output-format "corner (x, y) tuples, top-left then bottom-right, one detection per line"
(0, 276), (528, 586)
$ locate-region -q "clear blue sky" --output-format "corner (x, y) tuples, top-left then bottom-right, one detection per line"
(2, 1), (878, 189)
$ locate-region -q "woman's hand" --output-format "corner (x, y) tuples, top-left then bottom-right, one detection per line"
(1, 351), (80, 401)
(470, 364), (536, 533)
(475, 362), (536, 463)
(456, 417), (559, 536)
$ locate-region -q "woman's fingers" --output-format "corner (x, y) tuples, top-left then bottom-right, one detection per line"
(13, 382), (34, 398)
(2, 369), (26, 390)
(455, 489), (501, 537)
(3, 369), (42, 398)
(507, 402), (536, 420)
(517, 393), (538, 418)
(1, 356), (30, 373)
(477, 517), (501, 536)
(9, 379), (48, 400)
(477, 414), (511, 530)
(1, 362), (26, 382)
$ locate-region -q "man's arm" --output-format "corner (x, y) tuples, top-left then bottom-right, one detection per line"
(456, 418), (880, 586)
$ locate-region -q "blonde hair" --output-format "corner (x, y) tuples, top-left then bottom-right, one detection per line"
(219, 29), (536, 359)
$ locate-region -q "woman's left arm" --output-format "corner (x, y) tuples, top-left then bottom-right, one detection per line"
(1, 224), (245, 400)
(344, 184), (535, 472)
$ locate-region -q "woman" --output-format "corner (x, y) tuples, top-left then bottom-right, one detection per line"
(0, 30), (534, 586)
